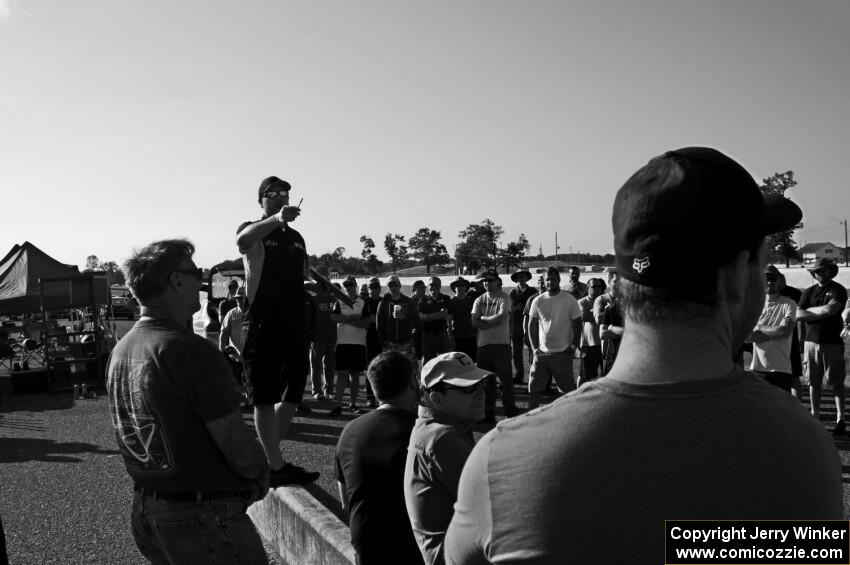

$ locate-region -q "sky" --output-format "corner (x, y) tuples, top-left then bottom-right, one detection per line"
(1, 0), (849, 269)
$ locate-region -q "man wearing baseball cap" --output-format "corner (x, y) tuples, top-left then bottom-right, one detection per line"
(445, 147), (842, 564)
(747, 265), (798, 392)
(404, 352), (489, 565)
(236, 176), (318, 486)
(798, 257), (848, 434)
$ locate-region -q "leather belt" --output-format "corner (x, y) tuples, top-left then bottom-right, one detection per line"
(134, 485), (250, 502)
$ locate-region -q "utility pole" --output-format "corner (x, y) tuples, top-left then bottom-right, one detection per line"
(555, 232), (560, 264)
(842, 219), (848, 267)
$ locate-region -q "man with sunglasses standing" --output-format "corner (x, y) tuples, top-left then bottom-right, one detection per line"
(404, 352), (490, 565)
(798, 257), (848, 435)
(472, 270), (519, 422)
(747, 265), (797, 393)
(236, 176), (319, 486)
(418, 276), (453, 364)
(108, 239), (269, 564)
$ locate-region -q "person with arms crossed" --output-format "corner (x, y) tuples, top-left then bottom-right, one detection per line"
(236, 176), (319, 485)
(445, 147), (841, 565)
(508, 270), (537, 384)
(747, 265), (797, 392)
(335, 351), (424, 565)
(447, 277), (477, 361)
(797, 257), (848, 435)
(330, 276), (370, 416)
(471, 270), (519, 422)
(108, 239), (269, 564)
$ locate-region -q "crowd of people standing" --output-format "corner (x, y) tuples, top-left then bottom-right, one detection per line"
(105, 149), (850, 565)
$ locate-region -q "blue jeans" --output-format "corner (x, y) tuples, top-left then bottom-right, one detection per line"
(131, 491), (267, 565)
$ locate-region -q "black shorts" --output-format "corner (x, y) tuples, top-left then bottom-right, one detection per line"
(242, 304), (309, 405)
(335, 344), (367, 373)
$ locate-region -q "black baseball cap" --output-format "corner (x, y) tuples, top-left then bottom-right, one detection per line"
(258, 176), (291, 199)
(613, 147), (802, 292)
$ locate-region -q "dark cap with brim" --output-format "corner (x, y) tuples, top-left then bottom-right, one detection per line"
(510, 270), (532, 283)
(613, 147), (802, 292)
(450, 277), (470, 290)
(258, 176), (291, 199)
(808, 258), (838, 277)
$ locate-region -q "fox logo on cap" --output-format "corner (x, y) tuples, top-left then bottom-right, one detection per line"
(633, 257), (650, 274)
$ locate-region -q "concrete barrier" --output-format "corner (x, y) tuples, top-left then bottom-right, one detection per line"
(248, 486), (356, 565)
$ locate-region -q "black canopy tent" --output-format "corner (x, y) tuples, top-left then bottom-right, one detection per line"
(0, 241), (109, 314)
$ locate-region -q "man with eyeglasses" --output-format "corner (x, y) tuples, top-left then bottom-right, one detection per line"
(377, 275), (420, 371)
(472, 270), (519, 422)
(404, 352), (490, 565)
(746, 265), (797, 393)
(108, 239), (270, 564)
(236, 176), (319, 486)
(418, 277), (453, 363)
(797, 257), (848, 435)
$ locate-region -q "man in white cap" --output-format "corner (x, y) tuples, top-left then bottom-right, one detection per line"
(404, 352), (490, 565)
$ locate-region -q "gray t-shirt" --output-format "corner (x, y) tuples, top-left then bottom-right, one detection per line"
(445, 369), (842, 564)
(405, 413), (475, 565)
(472, 291), (512, 347)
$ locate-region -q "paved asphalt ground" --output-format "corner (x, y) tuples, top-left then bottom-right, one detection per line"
(3, 365), (850, 564)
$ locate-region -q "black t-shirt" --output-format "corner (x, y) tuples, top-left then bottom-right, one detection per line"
(335, 407), (424, 564)
(799, 280), (848, 344)
(107, 318), (248, 492)
(419, 293), (451, 332)
(238, 221), (306, 313)
(448, 295), (476, 339)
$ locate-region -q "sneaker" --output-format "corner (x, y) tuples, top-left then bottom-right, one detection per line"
(313, 393), (326, 401)
(328, 405), (342, 416)
(832, 420), (846, 437)
(269, 462), (320, 486)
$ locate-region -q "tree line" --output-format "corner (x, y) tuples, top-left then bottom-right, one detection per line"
(88, 170), (804, 280)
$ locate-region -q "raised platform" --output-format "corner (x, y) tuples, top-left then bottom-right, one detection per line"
(248, 486), (355, 565)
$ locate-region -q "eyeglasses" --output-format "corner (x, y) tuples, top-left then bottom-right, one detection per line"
(262, 190), (288, 199)
(171, 267), (203, 280)
(590, 284), (604, 289)
(430, 381), (485, 395)
(429, 284), (440, 288)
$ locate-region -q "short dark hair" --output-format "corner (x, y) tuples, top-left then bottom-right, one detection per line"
(123, 239), (195, 304)
(617, 277), (719, 325)
(367, 351), (413, 401)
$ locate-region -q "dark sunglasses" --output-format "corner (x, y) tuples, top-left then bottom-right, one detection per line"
(431, 381), (485, 394)
(171, 267), (203, 280)
(262, 190), (288, 199)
